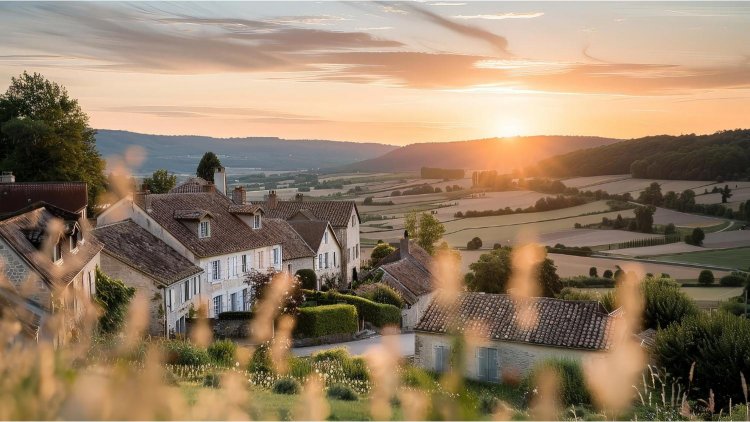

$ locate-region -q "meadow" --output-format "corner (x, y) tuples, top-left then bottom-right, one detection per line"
(654, 247), (750, 270)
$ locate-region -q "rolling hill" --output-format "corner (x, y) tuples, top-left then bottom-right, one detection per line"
(342, 136), (621, 172)
(94, 130), (398, 175)
(530, 129), (750, 180)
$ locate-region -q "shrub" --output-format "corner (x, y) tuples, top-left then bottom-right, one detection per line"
(288, 357), (314, 378)
(295, 304), (358, 338)
(161, 340), (211, 366)
(401, 366), (437, 390)
(655, 312), (750, 408)
(466, 237), (483, 250)
(589, 267), (598, 277)
(343, 357), (370, 381)
(248, 343), (273, 373)
(203, 372), (221, 388)
(603, 270), (613, 279)
(478, 393), (499, 415)
(642, 278), (699, 330)
(296, 269), (317, 290)
(312, 348), (350, 363)
(664, 223), (676, 235)
(272, 377), (301, 395)
(302, 289), (401, 327)
(370, 243), (396, 267)
(698, 270), (715, 285)
(720, 274), (746, 287)
(522, 359), (591, 407)
(208, 339), (236, 366)
(326, 383), (358, 401)
(95, 268), (136, 334)
(217, 311), (253, 320)
(361, 283), (405, 308)
(557, 288), (597, 301)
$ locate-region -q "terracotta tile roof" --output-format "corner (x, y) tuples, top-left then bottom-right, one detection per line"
(173, 209), (214, 220)
(134, 192), (281, 258)
(0, 203), (102, 288)
(228, 204), (264, 215)
(415, 292), (615, 350)
(263, 219), (315, 260)
(286, 220), (339, 252)
(259, 200), (358, 228)
(370, 241), (433, 305)
(94, 220), (204, 286)
(169, 177), (210, 193)
(0, 182), (87, 215)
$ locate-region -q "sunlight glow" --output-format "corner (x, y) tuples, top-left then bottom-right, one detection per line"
(495, 119), (527, 138)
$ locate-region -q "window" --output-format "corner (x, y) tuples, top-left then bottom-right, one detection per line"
(228, 256), (238, 278)
(211, 260), (221, 281)
(272, 248), (279, 265)
(324, 252), (329, 269)
(176, 316), (186, 334)
(199, 221), (211, 238)
(476, 347), (499, 382)
(168, 288), (174, 311)
(355, 244), (359, 259)
(333, 252), (337, 267)
(253, 214), (261, 229)
(242, 288), (249, 311)
(241, 254), (248, 273)
(318, 254), (323, 270)
(230, 293), (239, 311)
(53, 240), (62, 262)
(213, 295), (223, 315)
(184, 280), (191, 301)
(257, 251), (264, 269)
(192, 277), (199, 295)
(323, 231), (328, 244)
(435, 345), (450, 373)
(88, 271), (95, 297)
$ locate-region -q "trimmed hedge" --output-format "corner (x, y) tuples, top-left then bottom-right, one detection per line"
(302, 289), (401, 328)
(217, 311), (253, 320)
(561, 277), (615, 288)
(720, 274), (746, 287)
(295, 304), (358, 338)
(296, 269), (317, 290)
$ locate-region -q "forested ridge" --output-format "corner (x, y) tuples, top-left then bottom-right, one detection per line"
(530, 129), (750, 180)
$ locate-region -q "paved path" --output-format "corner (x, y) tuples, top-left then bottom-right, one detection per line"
(291, 332), (415, 357)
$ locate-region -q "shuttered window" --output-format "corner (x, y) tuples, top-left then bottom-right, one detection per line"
(434, 345), (450, 373)
(476, 347), (499, 382)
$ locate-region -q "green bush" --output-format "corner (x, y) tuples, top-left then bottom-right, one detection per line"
(295, 304), (358, 338)
(478, 393), (499, 415)
(248, 344), (273, 373)
(466, 236), (483, 250)
(655, 312), (750, 408)
(401, 366), (437, 390)
(303, 290), (401, 328)
(203, 372), (221, 388)
(296, 269), (317, 290)
(362, 283), (405, 308)
(343, 357), (370, 382)
(556, 288), (597, 301)
(312, 348), (349, 363)
(720, 274), (746, 287)
(288, 357), (313, 378)
(95, 268), (136, 334)
(217, 311), (253, 320)
(327, 383), (358, 401)
(522, 359), (591, 407)
(642, 278), (699, 330)
(161, 340), (211, 366)
(272, 377), (301, 395)
(561, 277), (615, 288)
(698, 270), (715, 285)
(602, 270), (613, 279)
(208, 339), (236, 366)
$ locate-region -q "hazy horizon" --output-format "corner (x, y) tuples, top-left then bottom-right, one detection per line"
(2, 1), (749, 145)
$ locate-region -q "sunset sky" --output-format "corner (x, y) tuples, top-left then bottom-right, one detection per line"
(1, 1), (749, 145)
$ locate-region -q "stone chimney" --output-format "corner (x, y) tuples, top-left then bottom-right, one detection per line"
(400, 230), (410, 259)
(0, 171), (15, 183)
(268, 190), (278, 209)
(232, 186), (246, 205)
(202, 183), (216, 193)
(214, 166), (227, 195)
(295, 193), (304, 201)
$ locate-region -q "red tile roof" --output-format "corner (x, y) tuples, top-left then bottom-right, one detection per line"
(0, 182), (87, 215)
(258, 200), (358, 228)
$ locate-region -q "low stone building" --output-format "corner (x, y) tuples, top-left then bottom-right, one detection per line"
(94, 220), (205, 336)
(414, 292), (616, 382)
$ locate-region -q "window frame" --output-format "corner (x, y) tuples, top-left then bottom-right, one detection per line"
(198, 220), (211, 238)
(211, 260), (221, 281)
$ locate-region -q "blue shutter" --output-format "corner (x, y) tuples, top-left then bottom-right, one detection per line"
(488, 348), (499, 382)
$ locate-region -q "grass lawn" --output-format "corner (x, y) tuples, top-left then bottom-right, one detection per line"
(654, 247), (750, 270)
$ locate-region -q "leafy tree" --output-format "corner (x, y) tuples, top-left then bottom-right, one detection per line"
(721, 184), (733, 203)
(638, 182), (663, 206)
(404, 211), (445, 254)
(742, 199), (750, 221)
(633, 205), (656, 233)
(698, 270), (715, 285)
(686, 227), (705, 246)
(0, 72), (106, 212)
(664, 223), (676, 235)
(95, 268), (136, 334)
(369, 243), (396, 267)
(465, 247), (561, 297)
(244, 270), (304, 315)
(466, 236), (482, 250)
(603, 269), (614, 279)
(196, 152), (222, 182)
(295, 269), (317, 290)
(360, 283), (405, 308)
(589, 267), (598, 277)
(142, 169), (177, 194)
(677, 189), (696, 212)
(642, 278), (699, 330)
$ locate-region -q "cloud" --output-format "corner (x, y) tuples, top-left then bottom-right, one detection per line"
(104, 105), (318, 120)
(267, 15), (349, 26)
(429, 2), (467, 6)
(453, 12), (544, 20)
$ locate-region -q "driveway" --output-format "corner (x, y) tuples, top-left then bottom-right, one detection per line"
(292, 332), (415, 357)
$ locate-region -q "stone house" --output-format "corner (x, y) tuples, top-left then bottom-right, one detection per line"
(414, 292), (616, 382)
(366, 235), (434, 330)
(94, 220), (205, 336)
(287, 219), (343, 287)
(0, 202), (101, 343)
(96, 188), (286, 317)
(259, 191), (361, 284)
(0, 173), (88, 218)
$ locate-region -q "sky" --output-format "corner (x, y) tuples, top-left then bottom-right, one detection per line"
(1, 1), (749, 145)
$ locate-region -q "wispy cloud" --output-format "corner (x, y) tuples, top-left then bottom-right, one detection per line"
(453, 12), (544, 20)
(267, 15), (349, 26)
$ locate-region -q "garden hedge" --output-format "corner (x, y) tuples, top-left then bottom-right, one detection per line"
(217, 311), (253, 320)
(302, 290), (401, 327)
(295, 304), (358, 338)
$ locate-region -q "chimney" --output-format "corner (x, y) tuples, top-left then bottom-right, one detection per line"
(268, 190), (278, 209)
(202, 183), (216, 193)
(232, 186), (246, 205)
(400, 230), (410, 259)
(0, 171), (15, 183)
(214, 166), (227, 196)
(295, 193), (304, 201)
(134, 190), (153, 213)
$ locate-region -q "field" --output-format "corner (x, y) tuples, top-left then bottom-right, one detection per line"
(577, 287), (743, 307)
(653, 247), (750, 270)
(537, 229), (664, 248)
(651, 207), (724, 227)
(608, 230), (750, 256)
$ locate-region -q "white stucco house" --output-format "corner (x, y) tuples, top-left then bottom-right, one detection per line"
(94, 220), (205, 336)
(414, 292), (616, 382)
(286, 219), (343, 287)
(96, 187), (286, 317)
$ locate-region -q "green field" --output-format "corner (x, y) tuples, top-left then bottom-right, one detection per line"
(655, 247), (750, 270)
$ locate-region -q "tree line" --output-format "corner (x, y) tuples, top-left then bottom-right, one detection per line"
(420, 166), (464, 180)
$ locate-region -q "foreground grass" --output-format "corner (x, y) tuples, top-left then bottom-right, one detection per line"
(655, 247), (750, 270)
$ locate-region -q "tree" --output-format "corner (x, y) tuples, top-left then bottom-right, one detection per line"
(295, 269), (317, 290)
(721, 184), (733, 203)
(465, 247), (561, 297)
(404, 211), (446, 254)
(196, 152), (222, 182)
(633, 205), (656, 233)
(142, 169), (176, 194)
(686, 227), (705, 246)
(642, 278), (699, 330)
(0, 72), (106, 212)
(244, 270), (304, 315)
(664, 223), (676, 235)
(603, 269), (614, 279)
(466, 237), (482, 250)
(589, 267), (598, 277)
(638, 182), (663, 206)
(370, 243), (396, 267)
(698, 270), (715, 285)
(95, 268), (136, 334)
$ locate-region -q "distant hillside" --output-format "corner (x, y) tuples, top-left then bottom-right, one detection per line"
(342, 136), (620, 172)
(530, 130), (750, 180)
(95, 130), (397, 174)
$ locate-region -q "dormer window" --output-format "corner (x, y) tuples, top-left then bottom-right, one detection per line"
(253, 214), (261, 229)
(53, 240), (62, 263)
(199, 220), (211, 238)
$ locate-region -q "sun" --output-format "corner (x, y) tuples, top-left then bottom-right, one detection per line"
(495, 119), (526, 138)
